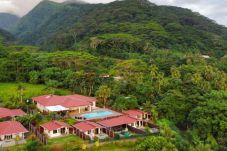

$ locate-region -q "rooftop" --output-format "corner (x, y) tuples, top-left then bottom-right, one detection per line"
(0, 107), (26, 118)
(73, 121), (102, 132)
(40, 120), (70, 131)
(123, 109), (146, 117)
(32, 94), (96, 108)
(98, 115), (139, 128)
(0, 121), (28, 135)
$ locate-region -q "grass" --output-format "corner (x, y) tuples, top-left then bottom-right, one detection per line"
(47, 135), (85, 151)
(6, 136), (137, 151)
(48, 135), (83, 145)
(0, 83), (71, 103)
(5, 144), (26, 151)
(88, 141), (136, 151)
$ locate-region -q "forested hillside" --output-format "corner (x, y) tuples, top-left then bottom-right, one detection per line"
(0, 28), (15, 42)
(12, 0), (227, 56)
(10, 0), (62, 43)
(0, 13), (19, 30)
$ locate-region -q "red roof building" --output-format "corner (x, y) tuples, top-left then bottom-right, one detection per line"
(0, 121), (28, 141)
(0, 108), (26, 118)
(73, 121), (104, 140)
(41, 120), (70, 131)
(98, 115), (139, 128)
(32, 94), (97, 113)
(40, 121), (70, 138)
(73, 121), (102, 132)
(123, 109), (149, 120)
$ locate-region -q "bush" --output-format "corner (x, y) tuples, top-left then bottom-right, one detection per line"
(114, 134), (120, 140)
(25, 140), (40, 151)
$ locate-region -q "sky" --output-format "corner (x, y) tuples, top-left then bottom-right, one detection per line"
(0, 0), (227, 26)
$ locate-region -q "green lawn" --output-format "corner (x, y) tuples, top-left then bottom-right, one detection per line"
(6, 144), (26, 151)
(48, 135), (83, 145)
(6, 136), (137, 151)
(0, 83), (71, 102)
(88, 141), (136, 151)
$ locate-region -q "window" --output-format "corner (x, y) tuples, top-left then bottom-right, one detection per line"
(53, 130), (57, 134)
(4, 135), (12, 140)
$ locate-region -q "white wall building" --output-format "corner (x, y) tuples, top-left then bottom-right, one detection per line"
(40, 121), (70, 138)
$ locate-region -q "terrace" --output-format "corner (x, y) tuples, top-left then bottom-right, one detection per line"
(98, 115), (145, 138)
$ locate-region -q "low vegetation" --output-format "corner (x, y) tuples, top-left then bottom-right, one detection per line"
(0, 83), (70, 108)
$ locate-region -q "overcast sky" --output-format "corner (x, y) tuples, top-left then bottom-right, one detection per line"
(0, 0), (227, 26)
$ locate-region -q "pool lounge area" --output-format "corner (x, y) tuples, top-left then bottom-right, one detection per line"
(74, 108), (122, 120)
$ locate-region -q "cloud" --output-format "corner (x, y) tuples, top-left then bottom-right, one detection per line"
(0, 0), (226, 26)
(0, 0), (66, 16)
(150, 0), (227, 26)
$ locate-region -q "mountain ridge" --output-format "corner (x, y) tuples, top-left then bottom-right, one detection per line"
(11, 0), (227, 56)
(0, 13), (20, 30)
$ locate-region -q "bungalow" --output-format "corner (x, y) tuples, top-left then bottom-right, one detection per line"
(0, 121), (28, 143)
(32, 94), (97, 115)
(123, 109), (150, 121)
(97, 115), (143, 137)
(40, 120), (70, 138)
(73, 121), (104, 140)
(0, 108), (26, 119)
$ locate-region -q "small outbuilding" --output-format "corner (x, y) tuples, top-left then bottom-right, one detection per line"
(123, 109), (150, 121)
(40, 120), (70, 138)
(73, 121), (104, 140)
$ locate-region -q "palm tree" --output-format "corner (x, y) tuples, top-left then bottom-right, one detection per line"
(17, 83), (26, 103)
(95, 85), (111, 108)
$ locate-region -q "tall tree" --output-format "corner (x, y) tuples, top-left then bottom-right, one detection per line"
(95, 85), (111, 108)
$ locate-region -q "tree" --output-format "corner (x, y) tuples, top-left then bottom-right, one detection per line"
(95, 85), (111, 108)
(171, 66), (181, 79)
(158, 90), (188, 124)
(17, 83), (26, 103)
(29, 71), (40, 84)
(188, 99), (227, 141)
(194, 143), (213, 151)
(143, 101), (158, 123)
(113, 95), (139, 111)
(136, 136), (177, 151)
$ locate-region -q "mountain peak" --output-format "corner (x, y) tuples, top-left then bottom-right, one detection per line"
(121, 0), (156, 6)
(64, 0), (87, 4)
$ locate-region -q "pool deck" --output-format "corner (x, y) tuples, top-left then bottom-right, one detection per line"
(73, 108), (122, 121)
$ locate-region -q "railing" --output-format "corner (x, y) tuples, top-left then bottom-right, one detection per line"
(127, 125), (146, 134)
(88, 133), (154, 143)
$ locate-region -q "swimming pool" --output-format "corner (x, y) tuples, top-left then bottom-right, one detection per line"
(82, 110), (114, 119)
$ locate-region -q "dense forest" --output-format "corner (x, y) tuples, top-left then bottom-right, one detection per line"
(0, 0), (227, 150)
(11, 0), (227, 57)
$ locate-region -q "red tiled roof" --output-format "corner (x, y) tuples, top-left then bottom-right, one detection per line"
(98, 115), (139, 128)
(0, 108), (26, 118)
(73, 121), (102, 132)
(41, 120), (70, 131)
(11, 109), (27, 116)
(32, 94), (96, 108)
(123, 109), (145, 117)
(0, 121), (28, 135)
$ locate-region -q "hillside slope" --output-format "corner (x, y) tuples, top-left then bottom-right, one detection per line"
(11, 0), (62, 43)
(12, 0), (227, 55)
(0, 13), (19, 30)
(0, 28), (15, 42)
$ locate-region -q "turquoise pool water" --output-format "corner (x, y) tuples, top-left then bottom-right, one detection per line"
(82, 111), (113, 119)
